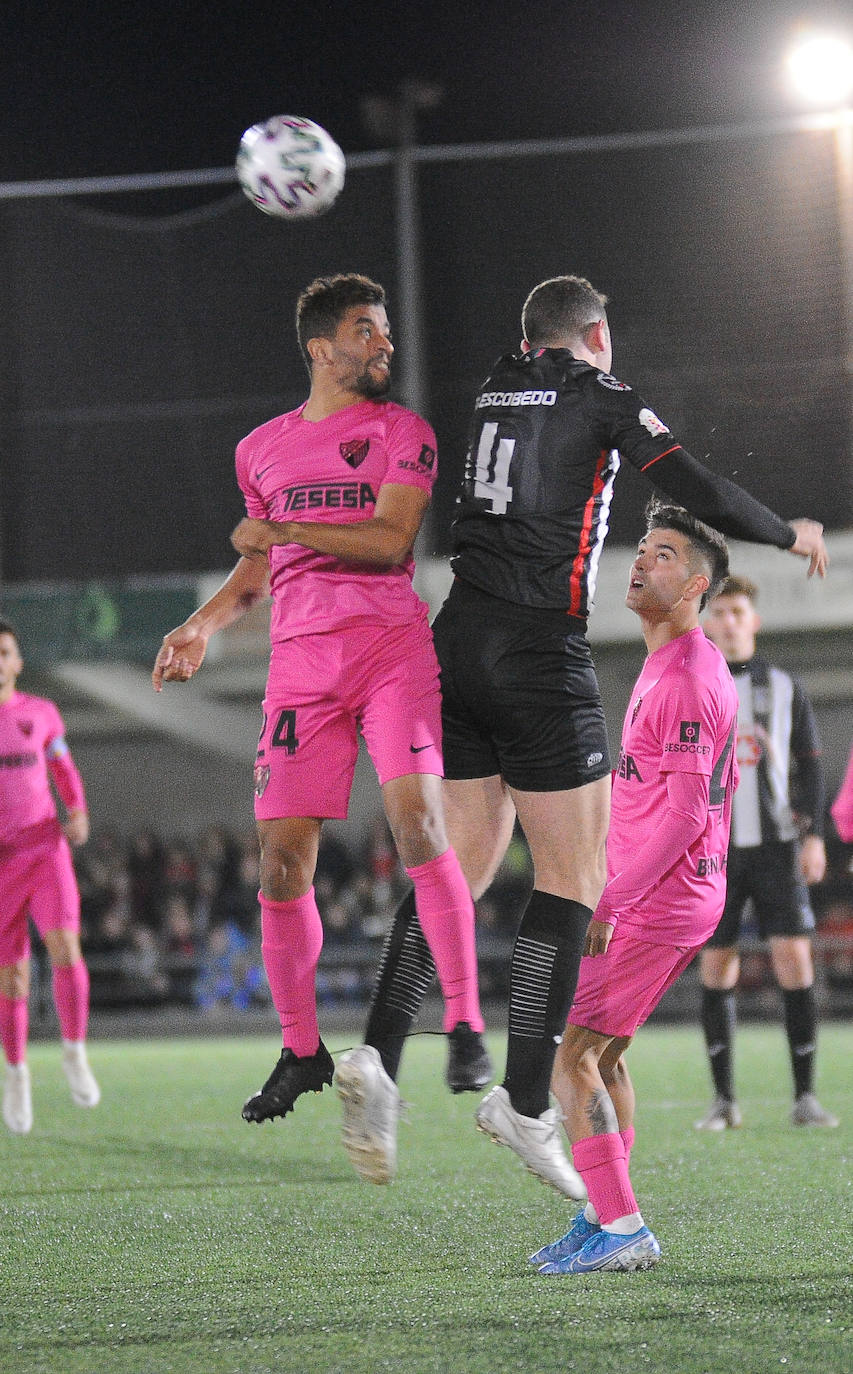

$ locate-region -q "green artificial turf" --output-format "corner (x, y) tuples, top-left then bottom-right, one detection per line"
(1, 1024), (849, 1374)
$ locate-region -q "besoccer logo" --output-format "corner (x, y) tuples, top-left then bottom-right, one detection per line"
(680, 721), (700, 744)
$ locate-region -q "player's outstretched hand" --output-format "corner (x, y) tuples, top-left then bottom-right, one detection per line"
(63, 809), (90, 847)
(788, 519), (829, 578)
(152, 625), (208, 691)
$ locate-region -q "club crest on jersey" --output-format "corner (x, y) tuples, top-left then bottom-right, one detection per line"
(340, 439), (370, 469)
(17, 721), (34, 737)
(596, 372), (632, 392)
(253, 764), (271, 798)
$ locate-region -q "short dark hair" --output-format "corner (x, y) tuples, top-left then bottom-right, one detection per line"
(295, 273), (387, 371)
(0, 618), (20, 646)
(644, 498), (729, 610)
(712, 574), (759, 604)
(521, 275), (608, 348)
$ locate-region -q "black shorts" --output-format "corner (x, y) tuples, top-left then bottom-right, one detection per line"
(706, 841), (816, 945)
(431, 579), (611, 792)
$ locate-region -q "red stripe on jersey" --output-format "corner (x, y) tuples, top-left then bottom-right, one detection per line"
(639, 444), (683, 472)
(568, 449), (608, 616)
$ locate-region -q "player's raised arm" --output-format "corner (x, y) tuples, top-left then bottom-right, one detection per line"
(230, 483), (430, 569)
(152, 556), (270, 691)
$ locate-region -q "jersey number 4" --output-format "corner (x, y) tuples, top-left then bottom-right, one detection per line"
(709, 723), (736, 808)
(472, 422), (516, 514)
(259, 708), (300, 756)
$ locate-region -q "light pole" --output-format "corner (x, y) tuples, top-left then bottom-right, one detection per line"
(361, 83), (443, 553)
(786, 31), (853, 497)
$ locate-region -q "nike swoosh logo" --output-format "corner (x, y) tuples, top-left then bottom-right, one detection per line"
(410, 743), (431, 753)
(254, 462), (277, 481)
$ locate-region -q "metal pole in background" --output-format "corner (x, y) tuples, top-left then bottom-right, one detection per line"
(834, 109), (853, 503)
(361, 82), (442, 553)
(394, 87), (427, 421)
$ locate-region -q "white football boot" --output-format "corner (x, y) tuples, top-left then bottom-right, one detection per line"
(476, 1085), (586, 1199)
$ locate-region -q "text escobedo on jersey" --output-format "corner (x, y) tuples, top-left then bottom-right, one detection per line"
(475, 390), (557, 409)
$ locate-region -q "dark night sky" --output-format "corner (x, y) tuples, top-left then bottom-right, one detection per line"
(3, 1), (851, 183)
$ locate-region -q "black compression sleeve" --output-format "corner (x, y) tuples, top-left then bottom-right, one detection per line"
(643, 448), (796, 548)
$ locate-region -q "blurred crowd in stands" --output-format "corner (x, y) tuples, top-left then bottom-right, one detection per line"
(57, 819), (535, 1016)
(29, 815), (853, 1020)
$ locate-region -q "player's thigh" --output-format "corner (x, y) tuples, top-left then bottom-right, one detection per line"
(704, 847), (750, 949)
(356, 618), (444, 785)
(569, 928), (699, 1041)
(483, 620), (611, 795)
(0, 867), (33, 968)
(256, 640), (359, 823)
(27, 837), (80, 941)
(442, 774), (517, 900)
(510, 774), (610, 905)
(751, 841), (816, 941)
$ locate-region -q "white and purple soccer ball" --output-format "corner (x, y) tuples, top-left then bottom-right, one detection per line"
(236, 115), (345, 220)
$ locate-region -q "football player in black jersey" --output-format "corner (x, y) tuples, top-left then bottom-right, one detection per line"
(696, 575), (838, 1130)
(353, 275), (829, 1194)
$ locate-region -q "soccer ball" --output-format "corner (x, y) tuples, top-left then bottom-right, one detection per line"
(236, 115), (345, 220)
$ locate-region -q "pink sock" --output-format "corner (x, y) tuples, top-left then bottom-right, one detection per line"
(572, 1132), (639, 1226)
(0, 994), (28, 1065)
(52, 959), (90, 1042)
(406, 848), (484, 1033)
(260, 889), (324, 1058)
(621, 1124), (636, 1169)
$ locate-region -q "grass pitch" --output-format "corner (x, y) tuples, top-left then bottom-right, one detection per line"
(1, 1023), (849, 1374)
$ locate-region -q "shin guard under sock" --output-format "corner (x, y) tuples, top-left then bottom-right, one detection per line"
(503, 890), (591, 1118)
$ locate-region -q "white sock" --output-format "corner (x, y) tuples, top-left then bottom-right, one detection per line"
(583, 1202), (599, 1225)
(603, 1211), (644, 1235)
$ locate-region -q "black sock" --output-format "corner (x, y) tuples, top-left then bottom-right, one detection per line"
(782, 986), (817, 1099)
(700, 986), (736, 1100)
(363, 890), (436, 1081)
(502, 890), (591, 1119)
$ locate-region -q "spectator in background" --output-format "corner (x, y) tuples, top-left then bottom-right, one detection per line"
(127, 827), (164, 928)
(696, 576), (838, 1130)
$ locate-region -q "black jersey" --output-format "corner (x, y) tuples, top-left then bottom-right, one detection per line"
(451, 348), (795, 616)
(729, 655), (825, 848)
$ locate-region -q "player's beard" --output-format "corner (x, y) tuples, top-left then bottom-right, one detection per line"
(353, 360), (392, 398)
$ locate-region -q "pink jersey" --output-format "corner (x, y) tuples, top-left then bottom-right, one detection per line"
(0, 692), (83, 847)
(236, 398), (437, 643)
(607, 626), (738, 945)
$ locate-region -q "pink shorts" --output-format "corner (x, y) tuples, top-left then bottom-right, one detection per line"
(568, 923), (699, 1039)
(0, 828), (81, 965)
(254, 617), (443, 820)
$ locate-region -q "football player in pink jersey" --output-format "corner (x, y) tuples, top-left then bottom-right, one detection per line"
(531, 501), (737, 1274)
(0, 620), (100, 1134)
(153, 274), (488, 1178)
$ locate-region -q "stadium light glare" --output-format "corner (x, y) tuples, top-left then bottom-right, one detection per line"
(786, 32), (853, 106)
